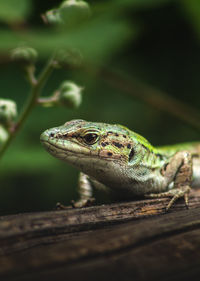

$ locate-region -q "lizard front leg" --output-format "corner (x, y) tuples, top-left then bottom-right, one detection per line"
(71, 172), (95, 208)
(56, 172), (95, 209)
(146, 151), (192, 211)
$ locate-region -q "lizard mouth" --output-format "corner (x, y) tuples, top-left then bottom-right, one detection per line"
(40, 130), (123, 163)
(41, 139), (117, 163)
(41, 139), (100, 161)
(40, 128), (89, 155)
(41, 139), (81, 156)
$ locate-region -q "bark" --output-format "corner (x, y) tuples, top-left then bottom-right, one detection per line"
(0, 189), (200, 281)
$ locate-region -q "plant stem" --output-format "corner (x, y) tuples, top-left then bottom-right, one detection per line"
(0, 58), (55, 159)
(37, 90), (60, 106)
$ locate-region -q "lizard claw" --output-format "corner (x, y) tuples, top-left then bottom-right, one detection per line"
(165, 186), (191, 211)
(71, 198), (95, 208)
(55, 202), (71, 210)
(145, 186), (191, 212)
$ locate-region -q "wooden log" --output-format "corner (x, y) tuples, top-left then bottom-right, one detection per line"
(0, 189), (200, 281)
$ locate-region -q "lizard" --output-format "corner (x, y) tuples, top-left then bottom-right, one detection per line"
(40, 119), (200, 210)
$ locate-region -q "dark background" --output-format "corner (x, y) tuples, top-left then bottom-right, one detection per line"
(0, 0), (200, 215)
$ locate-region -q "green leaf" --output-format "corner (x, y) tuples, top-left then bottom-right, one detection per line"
(113, 0), (171, 9)
(0, 0), (32, 23)
(0, 16), (133, 62)
(181, 0), (200, 37)
(27, 16), (133, 62)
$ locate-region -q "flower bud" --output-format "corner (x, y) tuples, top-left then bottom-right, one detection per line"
(0, 125), (8, 146)
(55, 49), (83, 68)
(0, 99), (17, 127)
(59, 0), (91, 27)
(58, 81), (82, 108)
(11, 46), (38, 65)
(43, 9), (62, 25)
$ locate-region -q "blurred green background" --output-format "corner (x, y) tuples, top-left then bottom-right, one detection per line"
(0, 0), (200, 215)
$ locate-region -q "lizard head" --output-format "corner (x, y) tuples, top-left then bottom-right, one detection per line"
(40, 119), (152, 188)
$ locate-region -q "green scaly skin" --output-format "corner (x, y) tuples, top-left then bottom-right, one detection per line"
(40, 119), (200, 210)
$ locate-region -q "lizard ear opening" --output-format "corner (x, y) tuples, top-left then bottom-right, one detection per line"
(128, 148), (134, 162)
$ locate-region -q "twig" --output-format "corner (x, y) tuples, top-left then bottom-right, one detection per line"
(0, 189), (200, 280)
(0, 57), (56, 159)
(86, 65), (200, 131)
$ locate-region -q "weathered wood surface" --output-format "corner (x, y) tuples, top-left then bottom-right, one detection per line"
(1, 189), (200, 281)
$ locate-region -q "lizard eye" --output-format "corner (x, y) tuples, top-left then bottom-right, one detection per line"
(83, 133), (99, 145)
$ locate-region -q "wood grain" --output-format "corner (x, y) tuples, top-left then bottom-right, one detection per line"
(0, 188), (200, 281)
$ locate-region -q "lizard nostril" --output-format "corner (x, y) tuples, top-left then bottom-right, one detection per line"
(49, 133), (55, 138)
